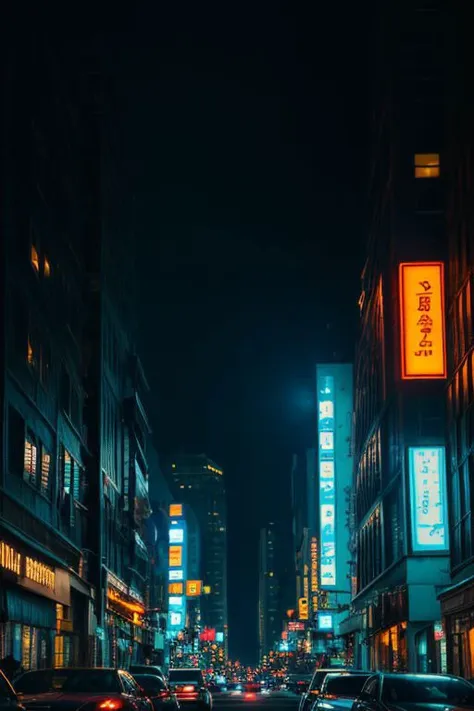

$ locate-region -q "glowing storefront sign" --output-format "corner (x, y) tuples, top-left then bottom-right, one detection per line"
(399, 262), (446, 380)
(169, 612), (182, 627)
(169, 596), (183, 607)
(169, 546), (183, 568)
(0, 542), (21, 576)
(169, 528), (184, 544)
(186, 580), (202, 597)
(25, 557), (55, 590)
(318, 375), (336, 588)
(310, 537), (319, 612)
(409, 447), (449, 552)
(169, 504), (183, 517)
(318, 613), (333, 630)
(298, 597), (308, 621)
(169, 569), (184, 581)
(169, 583), (184, 594)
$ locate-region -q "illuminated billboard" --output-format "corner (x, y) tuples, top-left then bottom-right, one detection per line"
(169, 569), (183, 581)
(169, 528), (184, 544)
(318, 375), (336, 588)
(169, 612), (182, 627)
(310, 537), (319, 613)
(318, 613), (333, 631)
(169, 504), (183, 517)
(399, 262), (446, 380)
(169, 546), (182, 568)
(186, 580), (202, 597)
(298, 597), (308, 621)
(169, 596), (183, 607)
(409, 447), (449, 552)
(169, 583), (184, 595)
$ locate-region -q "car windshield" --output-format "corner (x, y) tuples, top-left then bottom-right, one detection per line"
(15, 670), (121, 694)
(131, 667), (162, 677)
(325, 675), (370, 696)
(169, 670), (203, 685)
(382, 676), (474, 705)
(312, 671), (341, 690)
(134, 675), (166, 693)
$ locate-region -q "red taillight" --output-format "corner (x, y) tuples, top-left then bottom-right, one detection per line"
(158, 691), (171, 699)
(99, 700), (124, 710)
(244, 693), (257, 701)
(183, 686), (196, 692)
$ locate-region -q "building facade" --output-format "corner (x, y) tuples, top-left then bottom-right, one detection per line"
(258, 524), (280, 660)
(342, 0), (450, 673)
(439, 1), (474, 679)
(170, 455), (227, 650)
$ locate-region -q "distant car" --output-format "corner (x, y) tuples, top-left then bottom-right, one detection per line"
(167, 669), (212, 711)
(311, 673), (371, 711)
(353, 672), (474, 711)
(14, 668), (152, 711)
(133, 674), (179, 711)
(130, 667), (166, 683)
(0, 670), (24, 711)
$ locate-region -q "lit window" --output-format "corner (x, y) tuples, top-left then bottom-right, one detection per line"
(27, 338), (35, 366)
(41, 450), (51, 496)
(44, 256), (51, 277)
(31, 245), (40, 272)
(414, 153), (440, 179)
(63, 450), (72, 495)
(24, 438), (37, 485)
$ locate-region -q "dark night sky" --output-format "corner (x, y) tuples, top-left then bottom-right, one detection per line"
(90, 1), (372, 664)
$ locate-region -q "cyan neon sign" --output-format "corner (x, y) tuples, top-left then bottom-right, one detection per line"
(318, 375), (336, 588)
(409, 446), (449, 552)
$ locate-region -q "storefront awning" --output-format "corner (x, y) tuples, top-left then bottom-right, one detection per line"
(5, 588), (56, 628)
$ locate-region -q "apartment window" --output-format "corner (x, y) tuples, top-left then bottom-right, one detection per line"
(414, 153), (440, 179)
(24, 436), (38, 486)
(43, 256), (51, 278)
(30, 244), (40, 273)
(27, 338), (35, 367)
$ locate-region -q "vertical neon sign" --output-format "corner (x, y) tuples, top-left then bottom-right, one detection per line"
(318, 376), (336, 588)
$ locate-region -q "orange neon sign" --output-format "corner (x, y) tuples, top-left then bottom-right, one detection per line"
(169, 504), (183, 517)
(169, 545), (182, 567)
(169, 582), (184, 595)
(186, 580), (202, 597)
(399, 262), (446, 380)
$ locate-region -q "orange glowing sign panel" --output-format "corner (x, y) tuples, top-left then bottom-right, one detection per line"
(169, 504), (183, 517)
(169, 582), (184, 595)
(399, 262), (446, 380)
(186, 580), (202, 597)
(169, 546), (183, 568)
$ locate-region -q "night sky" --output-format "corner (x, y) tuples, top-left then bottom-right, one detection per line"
(85, 1), (370, 664)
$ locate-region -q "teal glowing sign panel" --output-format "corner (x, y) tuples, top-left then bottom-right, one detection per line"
(318, 375), (336, 588)
(408, 446), (449, 552)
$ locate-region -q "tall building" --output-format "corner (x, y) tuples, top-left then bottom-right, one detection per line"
(291, 451), (317, 612)
(258, 524), (280, 660)
(170, 455), (227, 646)
(341, 0), (450, 673)
(439, 2), (474, 678)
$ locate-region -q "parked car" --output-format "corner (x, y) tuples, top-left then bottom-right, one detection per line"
(352, 672), (474, 711)
(310, 673), (371, 711)
(167, 669), (211, 711)
(0, 670), (24, 711)
(130, 667), (166, 683)
(298, 668), (346, 711)
(132, 674), (179, 711)
(14, 668), (153, 711)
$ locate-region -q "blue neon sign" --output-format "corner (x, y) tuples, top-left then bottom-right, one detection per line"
(170, 528), (184, 544)
(409, 446), (449, 552)
(318, 613), (333, 631)
(318, 375), (336, 588)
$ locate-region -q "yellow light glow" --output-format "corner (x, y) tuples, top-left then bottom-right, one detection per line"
(31, 245), (40, 272)
(169, 504), (183, 517)
(0, 541), (22, 576)
(203, 585), (211, 595)
(107, 587), (145, 615)
(186, 580), (202, 597)
(44, 256), (51, 277)
(169, 582), (184, 594)
(169, 545), (183, 567)
(399, 262), (446, 380)
(298, 597), (308, 621)
(414, 153), (440, 179)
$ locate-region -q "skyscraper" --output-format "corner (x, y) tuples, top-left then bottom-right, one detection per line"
(258, 524), (280, 661)
(170, 455), (227, 647)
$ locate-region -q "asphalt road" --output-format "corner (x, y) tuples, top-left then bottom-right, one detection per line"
(213, 692), (299, 711)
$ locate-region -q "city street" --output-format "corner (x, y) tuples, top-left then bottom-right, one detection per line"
(213, 693), (299, 711)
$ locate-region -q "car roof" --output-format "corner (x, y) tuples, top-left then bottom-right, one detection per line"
(20, 668), (117, 673)
(377, 673), (465, 681)
(169, 668), (202, 672)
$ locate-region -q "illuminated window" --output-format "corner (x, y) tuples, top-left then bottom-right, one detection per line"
(24, 437), (37, 485)
(43, 256), (51, 277)
(414, 153), (440, 179)
(41, 450), (51, 496)
(30, 245), (40, 273)
(27, 338), (35, 366)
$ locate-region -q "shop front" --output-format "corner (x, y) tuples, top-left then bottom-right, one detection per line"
(0, 538), (72, 669)
(439, 577), (474, 679)
(106, 572), (149, 669)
